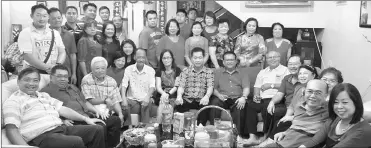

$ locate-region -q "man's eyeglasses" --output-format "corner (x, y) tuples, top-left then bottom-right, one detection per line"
(305, 89), (323, 96)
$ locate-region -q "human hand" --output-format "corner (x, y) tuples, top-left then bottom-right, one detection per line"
(267, 101), (275, 115)
(84, 117), (105, 125)
(45, 64), (54, 74)
(104, 99), (114, 107)
(70, 74), (77, 85)
(215, 65), (220, 69)
(199, 96), (209, 106)
(273, 132), (286, 142)
(96, 110), (109, 120)
(160, 93), (170, 104)
(235, 97), (246, 110)
(277, 116), (294, 125)
(118, 113), (124, 127)
(261, 83), (272, 91)
(175, 96), (183, 105)
(63, 119), (74, 126)
(218, 94), (228, 101)
(121, 101), (129, 110)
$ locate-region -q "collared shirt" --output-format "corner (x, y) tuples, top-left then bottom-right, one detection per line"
(177, 66), (214, 101)
(81, 73), (122, 105)
(278, 74), (301, 106)
(18, 24), (65, 67)
(59, 28), (77, 73)
(121, 63), (156, 101)
(3, 90), (63, 142)
(40, 83), (89, 117)
(62, 22), (83, 45)
(214, 67), (250, 99)
(254, 64), (290, 98)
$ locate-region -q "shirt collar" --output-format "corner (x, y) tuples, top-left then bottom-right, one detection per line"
(64, 22), (82, 31)
(133, 63), (148, 74)
(191, 65), (207, 73)
(30, 23), (51, 33)
(223, 67), (239, 74)
(267, 64), (282, 71)
(18, 90), (41, 98)
(299, 101), (327, 115)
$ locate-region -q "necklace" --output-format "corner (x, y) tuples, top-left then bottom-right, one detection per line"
(336, 119), (352, 134)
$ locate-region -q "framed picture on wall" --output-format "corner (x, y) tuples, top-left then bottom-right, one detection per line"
(36, 1), (47, 7)
(360, 1), (371, 28)
(80, 1), (89, 15)
(177, 1), (205, 17)
(245, 1), (313, 7)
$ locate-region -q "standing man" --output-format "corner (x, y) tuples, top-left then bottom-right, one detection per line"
(187, 8), (198, 25)
(99, 6), (111, 24)
(77, 3), (103, 40)
(176, 9), (191, 40)
(210, 51), (250, 134)
(48, 7), (77, 85)
(138, 10), (163, 69)
(18, 4), (66, 74)
(63, 6), (83, 45)
(175, 47), (214, 125)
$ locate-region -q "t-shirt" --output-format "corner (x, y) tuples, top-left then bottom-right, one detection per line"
(138, 26), (163, 68)
(156, 36), (186, 67)
(102, 41), (121, 67)
(179, 23), (192, 40)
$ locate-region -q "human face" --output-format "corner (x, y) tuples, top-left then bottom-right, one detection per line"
(112, 16), (123, 29)
(99, 9), (110, 21)
(176, 12), (186, 24)
(85, 24), (97, 36)
(92, 61), (107, 79)
(31, 8), (49, 28)
(114, 57), (126, 69)
(192, 24), (202, 36)
(334, 91), (355, 120)
(205, 15), (214, 26)
(191, 51), (204, 68)
(147, 13), (157, 28)
(223, 54), (237, 69)
(273, 25), (283, 38)
(122, 43), (134, 56)
(169, 22), (179, 35)
(84, 6), (97, 20)
(66, 8), (78, 23)
(135, 50), (146, 66)
(298, 68), (315, 84)
(49, 11), (63, 29)
(304, 80), (327, 108)
(218, 22), (229, 35)
(104, 24), (115, 38)
(246, 20), (257, 34)
(162, 52), (173, 67)
(18, 72), (40, 95)
(303, 60), (312, 66)
(287, 57), (301, 74)
(321, 73), (339, 93)
(266, 52), (280, 68)
(51, 69), (69, 88)
(188, 10), (197, 20)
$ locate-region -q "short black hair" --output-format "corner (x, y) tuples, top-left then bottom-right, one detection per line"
(223, 51), (237, 60)
(320, 67), (344, 83)
(217, 18), (230, 27)
(203, 11), (216, 25)
(99, 6), (110, 13)
(51, 64), (69, 75)
(111, 52), (125, 68)
(270, 22), (285, 37)
(18, 67), (40, 81)
(145, 10), (157, 18)
(191, 47), (205, 57)
(83, 3), (97, 12)
(65, 6), (78, 13)
(165, 19), (180, 36)
(48, 7), (62, 15)
(189, 21), (204, 37)
(31, 4), (49, 16)
(328, 83), (364, 124)
(299, 65), (319, 79)
(188, 8), (198, 15)
(243, 17), (259, 34)
(176, 9), (187, 16)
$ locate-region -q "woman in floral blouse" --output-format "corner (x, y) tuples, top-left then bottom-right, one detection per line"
(209, 18), (234, 68)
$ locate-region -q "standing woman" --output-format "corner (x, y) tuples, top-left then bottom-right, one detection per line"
(209, 19), (234, 69)
(185, 22), (209, 67)
(156, 19), (186, 69)
(120, 39), (137, 68)
(202, 11), (219, 41)
(265, 22), (292, 66)
(77, 21), (103, 86)
(100, 22), (121, 67)
(113, 16), (127, 43)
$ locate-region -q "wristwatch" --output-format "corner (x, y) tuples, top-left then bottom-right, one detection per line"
(271, 84), (274, 89)
(242, 96), (247, 100)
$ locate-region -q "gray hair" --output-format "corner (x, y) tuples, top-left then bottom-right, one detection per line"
(91, 56), (108, 68)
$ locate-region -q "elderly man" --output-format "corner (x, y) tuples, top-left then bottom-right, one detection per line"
(121, 48), (156, 123)
(40, 64), (122, 148)
(175, 47), (214, 125)
(3, 68), (105, 148)
(265, 80), (329, 147)
(210, 51), (250, 134)
(243, 51), (290, 145)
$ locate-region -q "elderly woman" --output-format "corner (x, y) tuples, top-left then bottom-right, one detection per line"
(265, 23), (292, 66)
(299, 83), (371, 148)
(209, 18), (234, 68)
(319, 67), (343, 101)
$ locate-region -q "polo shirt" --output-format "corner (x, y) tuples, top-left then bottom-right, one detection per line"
(3, 90), (63, 142)
(278, 74), (301, 106)
(62, 22), (83, 45)
(121, 63), (156, 101)
(40, 83), (89, 117)
(254, 64), (290, 99)
(18, 24), (65, 67)
(214, 67), (250, 99)
(59, 28), (77, 73)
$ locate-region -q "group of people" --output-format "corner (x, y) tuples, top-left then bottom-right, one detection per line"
(2, 3), (371, 148)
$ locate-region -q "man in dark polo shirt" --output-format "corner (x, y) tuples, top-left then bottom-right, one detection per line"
(41, 65), (121, 148)
(49, 7), (78, 85)
(210, 51), (250, 134)
(63, 6), (83, 45)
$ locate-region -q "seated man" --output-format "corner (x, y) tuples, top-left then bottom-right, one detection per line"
(265, 79), (329, 148)
(3, 67), (105, 148)
(244, 51), (290, 145)
(40, 64), (122, 148)
(175, 47), (214, 125)
(210, 51), (250, 134)
(121, 48), (155, 123)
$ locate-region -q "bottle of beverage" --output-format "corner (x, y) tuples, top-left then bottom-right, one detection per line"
(161, 104), (173, 134)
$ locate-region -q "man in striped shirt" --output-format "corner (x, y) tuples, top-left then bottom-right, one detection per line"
(63, 6), (83, 45)
(3, 67), (106, 148)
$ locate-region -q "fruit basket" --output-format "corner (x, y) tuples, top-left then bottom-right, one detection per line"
(122, 128), (148, 146)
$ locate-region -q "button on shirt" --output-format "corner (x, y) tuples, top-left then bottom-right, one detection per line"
(214, 68), (250, 99)
(121, 63), (156, 101)
(254, 64), (290, 99)
(3, 90), (63, 142)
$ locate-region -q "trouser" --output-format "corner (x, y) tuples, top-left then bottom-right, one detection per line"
(244, 98), (271, 134)
(209, 96), (245, 134)
(265, 103), (290, 139)
(73, 115), (121, 148)
(174, 98), (209, 126)
(128, 99), (152, 123)
(28, 125), (105, 148)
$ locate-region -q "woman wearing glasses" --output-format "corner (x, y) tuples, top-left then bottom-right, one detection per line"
(319, 67), (344, 101)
